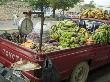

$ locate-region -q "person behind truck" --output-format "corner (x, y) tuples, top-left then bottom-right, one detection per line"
(91, 21), (100, 32)
(76, 19), (86, 28)
(13, 14), (18, 25)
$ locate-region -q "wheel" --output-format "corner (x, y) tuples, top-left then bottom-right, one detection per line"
(70, 62), (89, 82)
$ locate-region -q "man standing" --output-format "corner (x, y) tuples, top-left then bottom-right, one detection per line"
(13, 14), (18, 25)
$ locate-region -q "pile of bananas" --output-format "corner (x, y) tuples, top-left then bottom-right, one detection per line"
(92, 24), (110, 44)
(107, 26), (110, 43)
(50, 20), (89, 48)
(20, 20), (90, 52)
(2, 20), (110, 53)
(20, 40), (34, 48)
(80, 8), (110, 20)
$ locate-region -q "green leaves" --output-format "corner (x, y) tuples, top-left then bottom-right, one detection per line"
(48, 0), (80, 10)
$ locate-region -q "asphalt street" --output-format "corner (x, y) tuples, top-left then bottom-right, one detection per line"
(0, 18), (57, 34)
(87, 64), (110, 82)
(62, 64), (110, 82)
(0, 18), (39, 30)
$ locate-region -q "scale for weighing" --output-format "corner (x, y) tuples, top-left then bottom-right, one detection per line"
(18, 17), (33, 35)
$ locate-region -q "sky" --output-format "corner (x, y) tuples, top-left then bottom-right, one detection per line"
(84, 0), (110, 6)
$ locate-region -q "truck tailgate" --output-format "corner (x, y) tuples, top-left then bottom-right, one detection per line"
(0, 38), (42, 65)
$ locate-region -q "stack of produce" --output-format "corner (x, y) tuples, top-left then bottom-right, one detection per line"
(80, 8), (110, 20)
(20, 20), (90, 52)
(107, 25), (110, 43)
(50, 20), (89, 48)
(0, 32), (26, 43)
(20, 40), (60, 53)
(21, 40), (34, 48)
(2, 20), (110, 53)
(92, 24), (110, 44)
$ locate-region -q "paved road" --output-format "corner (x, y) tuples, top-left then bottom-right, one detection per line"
(87, 64), (110, 82)
(0, 18), (57, 34)
(63, 64), (110, 82)
(0, 18), (39, 30)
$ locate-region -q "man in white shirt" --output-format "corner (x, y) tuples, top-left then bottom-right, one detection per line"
(13, 14), (18, 25)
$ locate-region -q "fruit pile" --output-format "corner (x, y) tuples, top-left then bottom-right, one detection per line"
(92, 24), (110, 44)
(21, 40), (34, 48)
(80, 8), (110, 20)
(20, 20), (110, 52)
(20, 20), (90, 52)
(1, 20), (110, 53)
(50, 20), (89, 48)
(21, 40), (60, 53)
(0, 32), (26, 43)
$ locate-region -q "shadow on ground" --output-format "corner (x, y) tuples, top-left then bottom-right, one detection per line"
(62, 64), (110, 82)
(87, 64), (110, 82)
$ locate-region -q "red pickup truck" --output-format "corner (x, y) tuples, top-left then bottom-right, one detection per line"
(0, 19), (110, 82)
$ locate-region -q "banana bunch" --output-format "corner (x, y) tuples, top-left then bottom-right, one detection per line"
(80, 8), (110, 20)
(107, 26), (110, 43)
(92, 24), (109, 44)
(50, 20), (90, 48)
(20, 40), (34, 48)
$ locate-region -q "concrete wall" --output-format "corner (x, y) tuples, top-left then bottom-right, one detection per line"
(0, 1), (32, 20)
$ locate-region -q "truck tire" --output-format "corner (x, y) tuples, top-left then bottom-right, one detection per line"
(70, 62), (89, 82)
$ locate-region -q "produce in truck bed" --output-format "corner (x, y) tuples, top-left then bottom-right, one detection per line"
(50, 20), (90, 48)
(86, 37), (94, 45)
(1, 20), (110, 53)
(20, 20), (91, 52)
(21, 40), (34, 48)
(92, 24), (110, 44)
(0, 32), (26, 43)
(21, 40), (60, 53)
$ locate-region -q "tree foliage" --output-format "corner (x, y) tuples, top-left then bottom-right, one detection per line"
(47, 0), (80, 17)
(81, 0), (96, 10)
(0, 0), (9, 5)
(25, 0), (49, 11)
(48, 0), (80, 10)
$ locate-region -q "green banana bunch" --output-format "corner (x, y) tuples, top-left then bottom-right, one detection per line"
(92, 24), (109, 44)
(50, 20), (89, 48)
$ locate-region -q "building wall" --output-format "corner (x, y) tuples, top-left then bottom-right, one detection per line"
(0, 1), (32, 20)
